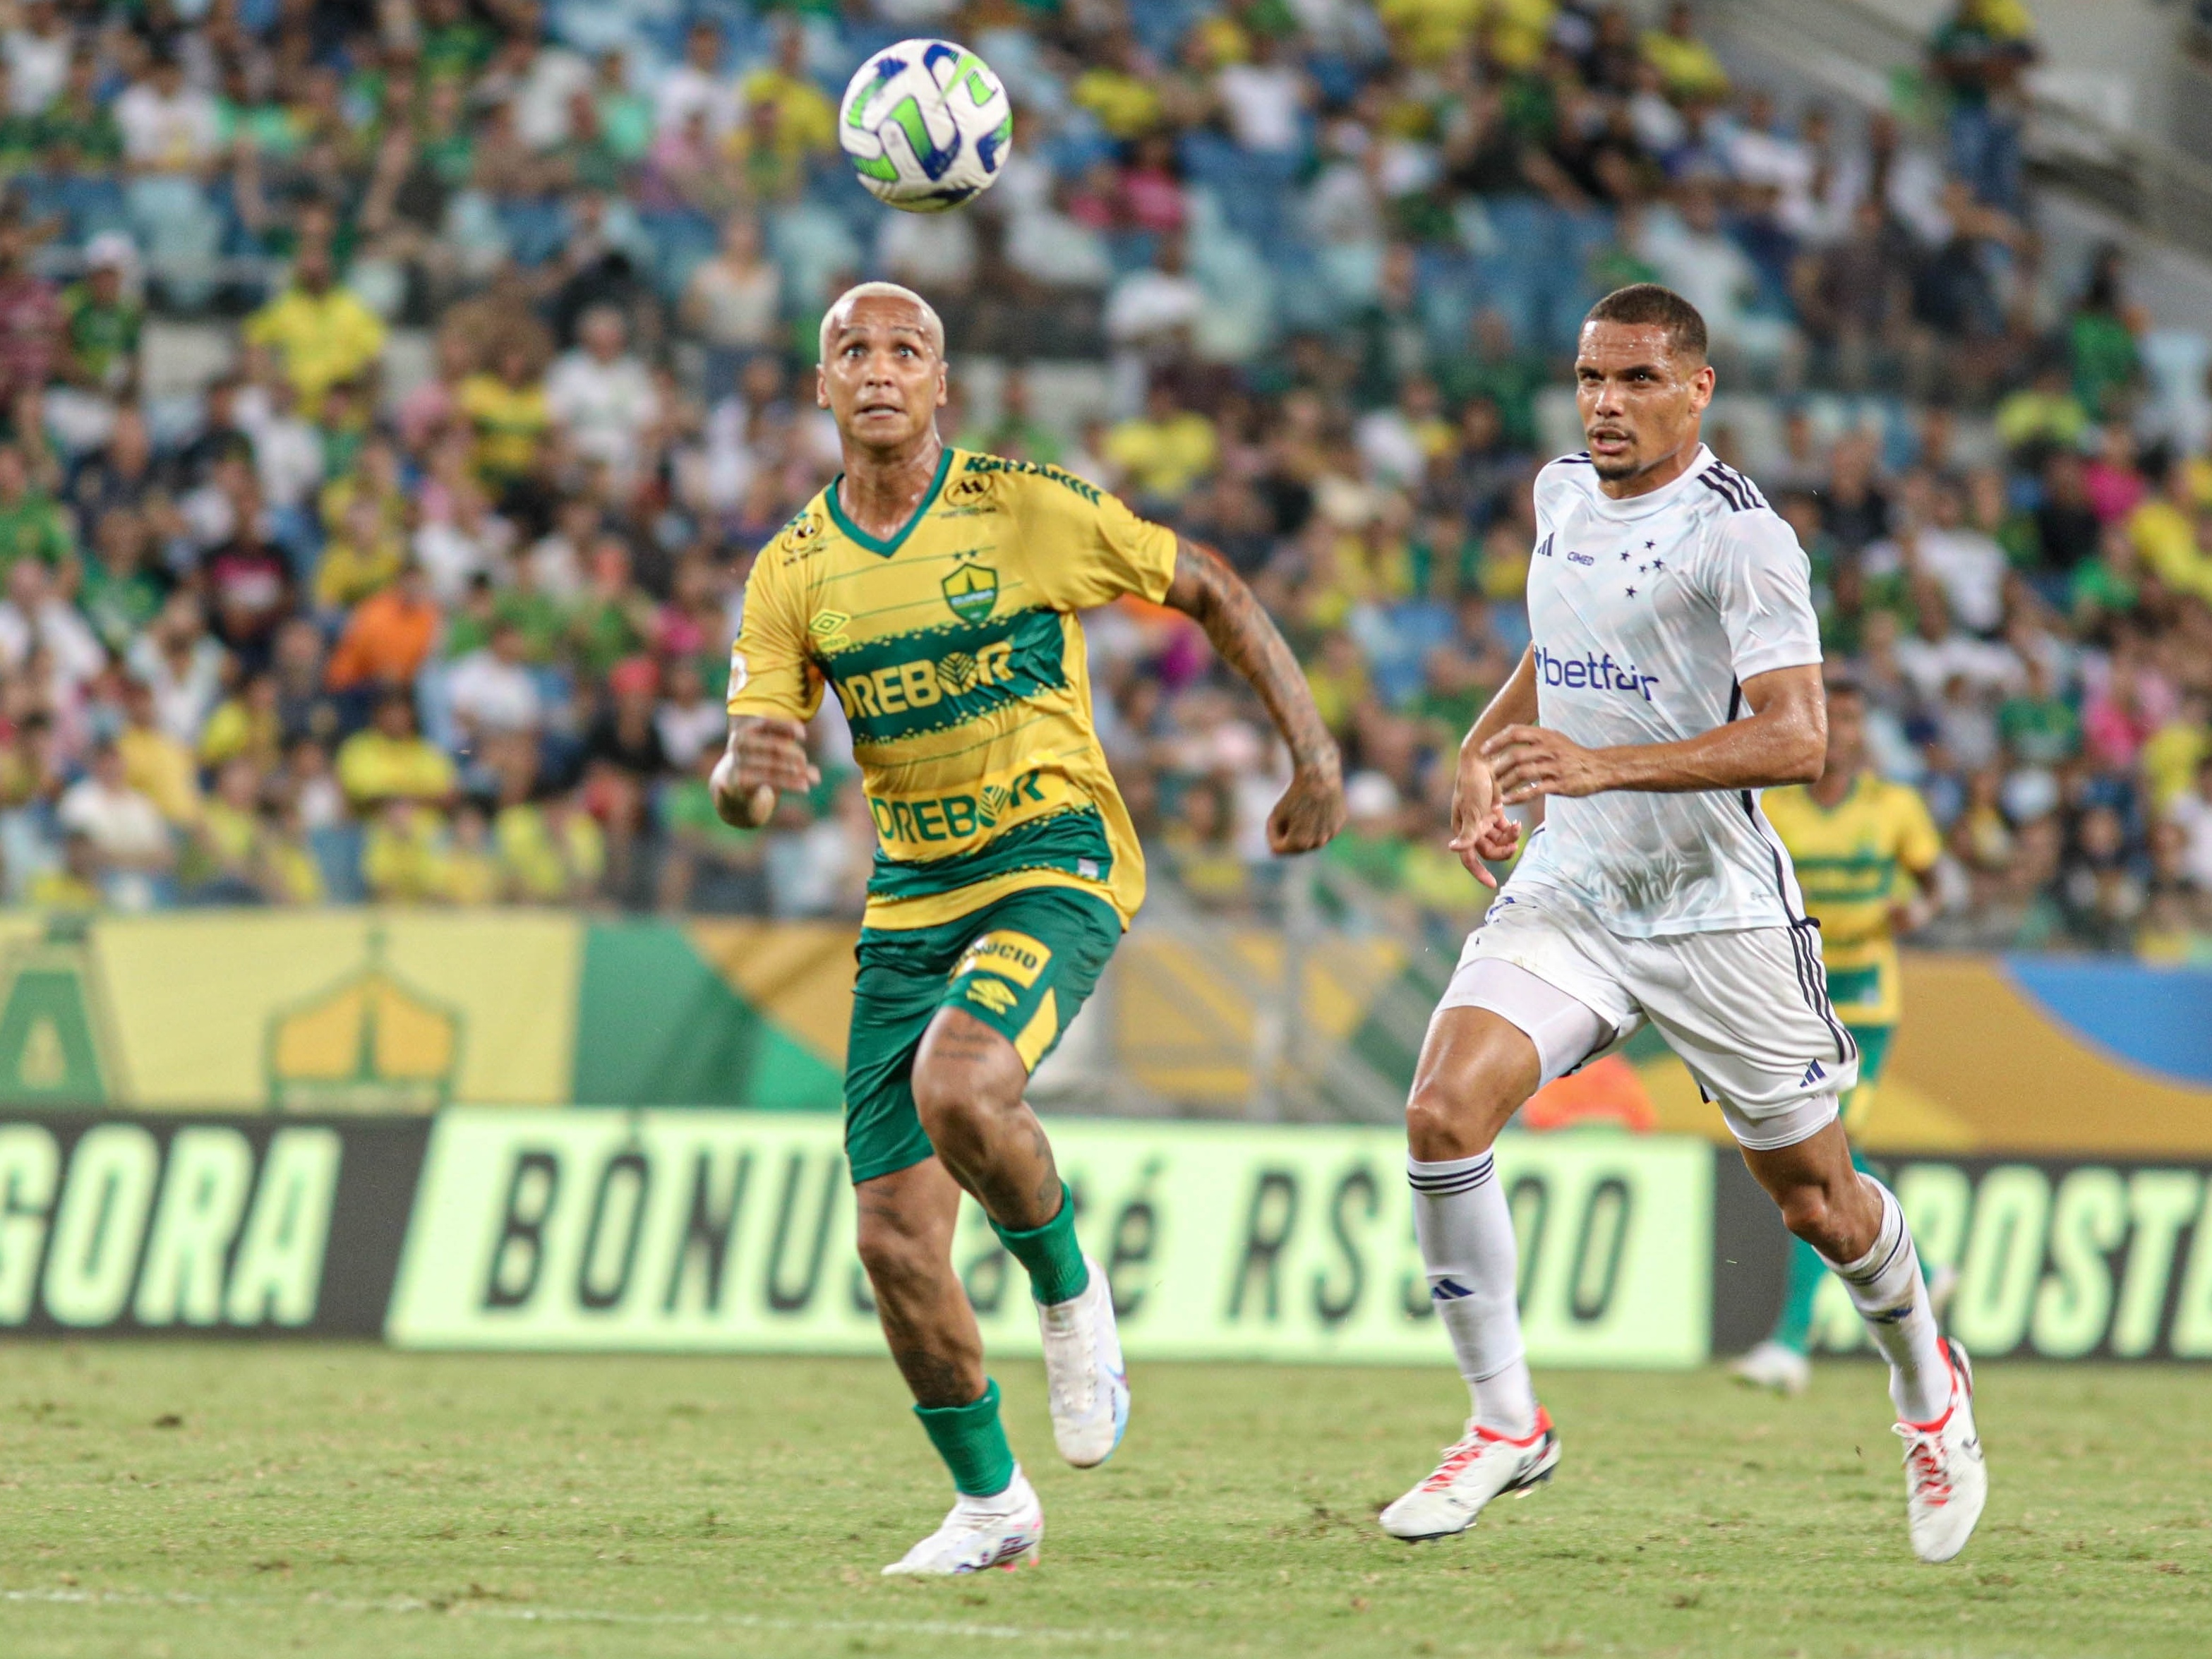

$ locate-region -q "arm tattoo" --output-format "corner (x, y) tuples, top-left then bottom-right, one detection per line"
(1164, 536), (1337, 773)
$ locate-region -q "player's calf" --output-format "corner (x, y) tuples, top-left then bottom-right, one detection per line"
(1383, 995), (1584, 1542)
(1743, 1123), (1986, 1559)
(912, 1012), (1129, 1468)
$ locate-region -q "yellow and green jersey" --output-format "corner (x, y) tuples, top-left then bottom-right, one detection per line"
(726, 447), (1179, 932)
(1765, 771), (1941, 1026)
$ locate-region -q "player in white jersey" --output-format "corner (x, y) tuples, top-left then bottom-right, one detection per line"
(1378, 286), (1985, 1564)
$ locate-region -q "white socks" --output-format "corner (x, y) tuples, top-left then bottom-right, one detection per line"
(1409, 1152), (1537, 1437)
(1414, 1158), (1944, 1431)
(1821, 1176), (1949, 1423)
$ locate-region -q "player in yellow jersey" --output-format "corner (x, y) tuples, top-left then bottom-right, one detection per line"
(1731, 675), (1944, 1394)
(713, 282), (1345, 1574)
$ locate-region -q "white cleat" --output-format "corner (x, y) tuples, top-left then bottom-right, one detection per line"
(1037, 1256), (1129, 1468)
(1730, 1339), (1813, 1396)
(881, 1466), (1044, 1576)
(1897, 1338), (1987, 1564)
(1378, 1408), (1560, 1541)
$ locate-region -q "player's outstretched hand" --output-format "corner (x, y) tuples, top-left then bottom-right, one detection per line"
(1267, 762), (1347, 855)
(712, 716), (821, 828)
(1448, 750), (1519, 886)
(1481, 724), (1612, 805)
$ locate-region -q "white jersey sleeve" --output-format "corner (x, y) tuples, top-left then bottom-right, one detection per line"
(1529, 454), (1584, 553)
(1705, 511), (1823, 684)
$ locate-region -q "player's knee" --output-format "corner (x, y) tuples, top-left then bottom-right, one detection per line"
(911, 1018), (1025, 1146)
(854, 1204), (939, 1295)
(1405, 1076), (1502, 1162)
(1776, 1183), (1844, 1253)
(910, 1055), (1014, 1146)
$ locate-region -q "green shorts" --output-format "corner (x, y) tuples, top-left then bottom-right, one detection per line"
(843, 886), (1122, 1186)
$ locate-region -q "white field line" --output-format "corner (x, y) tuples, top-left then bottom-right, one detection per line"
(2, 1586), (1138, 1642)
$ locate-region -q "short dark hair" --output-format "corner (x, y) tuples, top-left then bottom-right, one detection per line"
(1583, 284), (1709, 363)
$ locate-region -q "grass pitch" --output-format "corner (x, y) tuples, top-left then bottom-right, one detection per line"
(0, 1346), (2204, 1658)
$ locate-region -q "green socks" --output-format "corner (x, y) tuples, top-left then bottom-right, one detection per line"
(992, 1182), (1090, 1305)
(915, 1379), (1016, 1497)
(912, 1188), (1088, 1500)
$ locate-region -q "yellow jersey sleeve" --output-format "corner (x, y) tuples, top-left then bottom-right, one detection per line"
(1892, 784), (1942, 876)
(726, 531), (824, 721)
(1016, 470), (1179, 611)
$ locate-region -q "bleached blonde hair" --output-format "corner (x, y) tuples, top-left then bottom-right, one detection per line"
(817, 281), (946, 362)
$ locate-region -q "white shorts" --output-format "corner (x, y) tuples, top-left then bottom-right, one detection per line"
(1434, 885), (1860, 1151)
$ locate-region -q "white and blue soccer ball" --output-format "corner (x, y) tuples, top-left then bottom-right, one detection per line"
(838, 40), (1013, 214)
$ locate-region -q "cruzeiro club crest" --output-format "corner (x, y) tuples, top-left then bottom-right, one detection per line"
(941, 563), (998, 625)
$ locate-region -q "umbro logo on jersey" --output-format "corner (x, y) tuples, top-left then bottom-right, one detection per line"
(1534, 646), (1661, 702)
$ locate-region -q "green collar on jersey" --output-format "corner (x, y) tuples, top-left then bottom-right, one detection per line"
(826, 445), (954, 557)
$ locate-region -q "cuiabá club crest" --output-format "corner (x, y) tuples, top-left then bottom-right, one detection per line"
(941, 563), (998, 624)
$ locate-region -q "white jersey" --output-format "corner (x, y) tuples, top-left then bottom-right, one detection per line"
(1503, 445), (1823, 938)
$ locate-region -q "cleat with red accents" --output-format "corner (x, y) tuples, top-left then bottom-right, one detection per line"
(1378, 1408), (1561, 1541)
(1896, 1338), (1987, 1564)
(882, 1466), (1045, 1576)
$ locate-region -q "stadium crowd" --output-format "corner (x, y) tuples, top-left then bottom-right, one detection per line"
(0, 0), (2207, 961)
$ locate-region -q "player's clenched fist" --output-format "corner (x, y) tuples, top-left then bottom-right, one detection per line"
(1267, 760), (1347, 855)
(712, 716), (822, 828)
(1448, 749), (1520, 886)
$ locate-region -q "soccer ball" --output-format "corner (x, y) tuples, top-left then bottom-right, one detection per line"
(838, 40), (1012, 214)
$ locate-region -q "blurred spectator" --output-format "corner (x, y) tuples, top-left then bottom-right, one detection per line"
(547, 305), (659, 488)
(244, 246), (386, 418)
(681, 215), (781, 385)
(1105, 382), (1219, 513)
(327, 564), (439, 694)
(657, 747), (763, 912)
(2168, 756), (2212, 891)
(58, 740), (173, 906)
(1928, 0), (2036, 214)
(338, 692), (457, 810)
(448, 622), (544, 747)
(0, 556), (100, 692)
(1912, 478), (2007, 637)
